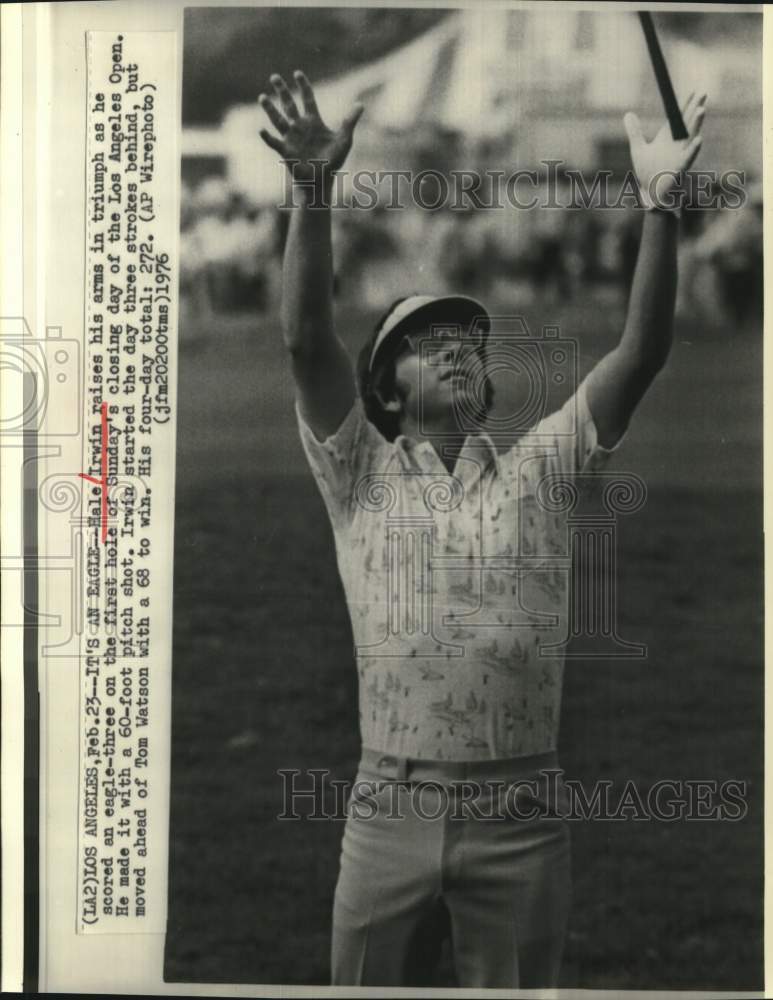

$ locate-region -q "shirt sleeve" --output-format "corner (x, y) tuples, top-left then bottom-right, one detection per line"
(295, 396), (388, 528)
(500, 375), (625, 484)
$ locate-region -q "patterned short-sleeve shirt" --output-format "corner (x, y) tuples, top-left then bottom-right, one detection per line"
(296, 379), (619, 760)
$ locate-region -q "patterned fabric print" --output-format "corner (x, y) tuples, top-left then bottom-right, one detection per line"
(296, 379), (618, 760)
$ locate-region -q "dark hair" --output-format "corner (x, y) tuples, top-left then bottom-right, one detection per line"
(356, 294), (494, 442)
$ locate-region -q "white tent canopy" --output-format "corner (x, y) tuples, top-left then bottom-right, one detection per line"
(219, 9), (728, 204)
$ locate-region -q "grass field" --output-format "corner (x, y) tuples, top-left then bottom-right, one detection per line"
(164, 291), (763, 989)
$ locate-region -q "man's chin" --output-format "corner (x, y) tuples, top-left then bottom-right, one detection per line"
(451, 385), (487, 424)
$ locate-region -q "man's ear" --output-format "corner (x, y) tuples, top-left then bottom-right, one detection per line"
(373, 383), (402, 413)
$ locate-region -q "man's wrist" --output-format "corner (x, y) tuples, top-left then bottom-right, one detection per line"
(283, 158), (336, 209)
(638, 173), (683, 217)
(284, 177), (335, 210)
(642, 199), (682, 220)
(294, 184), (334, 208)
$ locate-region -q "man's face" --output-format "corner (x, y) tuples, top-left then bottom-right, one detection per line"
(391, 327), (488, 430)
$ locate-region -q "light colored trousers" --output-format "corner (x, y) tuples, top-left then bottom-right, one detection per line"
(331, 748), (571, 988)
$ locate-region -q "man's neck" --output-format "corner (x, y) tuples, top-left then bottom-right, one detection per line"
(398, 415), (466, 476)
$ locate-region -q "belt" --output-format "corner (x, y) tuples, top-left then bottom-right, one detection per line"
(359, 746), (559, 784)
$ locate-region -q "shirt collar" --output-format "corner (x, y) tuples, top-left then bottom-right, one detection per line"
(394, 430), (499, 480)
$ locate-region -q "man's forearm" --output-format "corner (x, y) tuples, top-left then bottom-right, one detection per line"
(259, 70), (359, 437)
(280, 196), (335, 357)
(584, 210), (679, 446)
(618, 209), (679, 374)
(584, 92), (704, 446)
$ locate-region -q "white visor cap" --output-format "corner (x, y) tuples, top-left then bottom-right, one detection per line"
(368, 294), (491, 372)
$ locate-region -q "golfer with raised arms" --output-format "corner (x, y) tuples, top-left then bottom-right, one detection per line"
(259, 68), (706, 988)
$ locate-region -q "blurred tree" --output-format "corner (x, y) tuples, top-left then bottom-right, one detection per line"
(183, 7), (449, 124)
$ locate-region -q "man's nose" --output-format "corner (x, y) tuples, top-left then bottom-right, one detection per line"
(454, 345), (482, 368)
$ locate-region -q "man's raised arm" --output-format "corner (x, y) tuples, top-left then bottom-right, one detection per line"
(584, 93), (707, 448)
(259, 71), (363, 440)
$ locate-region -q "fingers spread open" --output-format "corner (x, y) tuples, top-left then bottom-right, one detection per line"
(294, 70), (318, 116)
(680, 134), (703, 172)
(259, 93), (289, 134)
(259, 127), (285, 156)
(340, 103), (364, 138)
(679, 91), (696, 120)
(623, 111), (644, 146)
(685, 94), (708, 136)
(270, 73), (299, 120)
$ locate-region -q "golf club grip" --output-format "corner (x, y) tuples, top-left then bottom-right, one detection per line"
(638, 11), (688, 140)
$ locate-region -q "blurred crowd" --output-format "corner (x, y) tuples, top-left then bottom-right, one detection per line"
(180, 175), (763, 333)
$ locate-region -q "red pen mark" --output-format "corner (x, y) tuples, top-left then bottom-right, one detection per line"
(79, 401), (109, 543)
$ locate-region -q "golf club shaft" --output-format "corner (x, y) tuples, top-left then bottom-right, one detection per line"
(638, 11), (688, 140)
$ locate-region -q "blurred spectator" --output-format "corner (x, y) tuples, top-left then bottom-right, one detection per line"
(192, 181), (236, 310)
(570, 210), (603, 286)
(180, 180), (287, 317)
(178, 171), (762, 329)
(691, 183), (763, 324)
(251, 207), (284, 312)
(675, 202), (719, 322)
(357, 203), (465, 310)
(179, 181), (214, 330)
(334, 204), (401, 307)
(435, 206), (491, 295)
(530, 180), (573, 300)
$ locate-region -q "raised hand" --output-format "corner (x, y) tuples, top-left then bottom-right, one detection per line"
(258, 71), (363, 191)
(624, 92), (707, 209)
